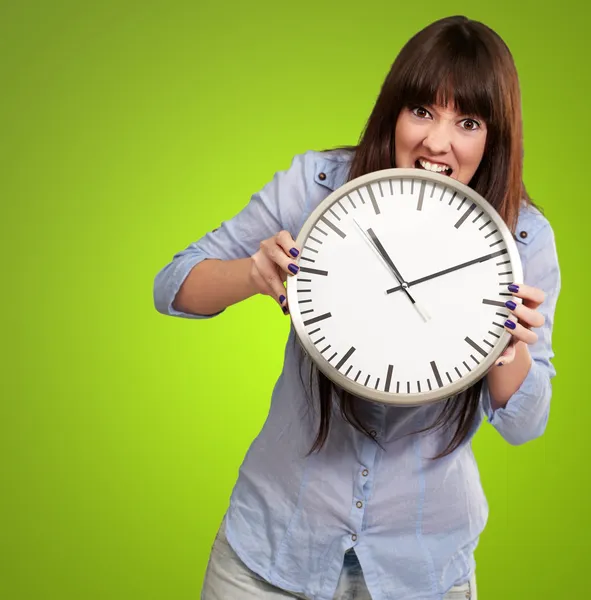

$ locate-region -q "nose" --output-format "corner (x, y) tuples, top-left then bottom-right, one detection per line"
(422, 123), (452, 155)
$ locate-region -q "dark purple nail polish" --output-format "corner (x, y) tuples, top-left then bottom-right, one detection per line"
(282, 305), (289, 314)
(290, 248), (299, 258)
(288, 263), (299, 275)
(497, 362), (504, 367)
(508, 284), (519, 293)
(505, 300), (516, 310)
(505, 319), (516, 330)
(279, 295), (286, 304)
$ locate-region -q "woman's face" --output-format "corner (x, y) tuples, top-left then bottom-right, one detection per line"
(394, 102), (487, 185)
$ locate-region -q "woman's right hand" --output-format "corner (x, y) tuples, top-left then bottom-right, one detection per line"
(249, 230), (301, 314)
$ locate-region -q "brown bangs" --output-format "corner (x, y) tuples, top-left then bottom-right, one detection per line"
(397, 33), (496, 124)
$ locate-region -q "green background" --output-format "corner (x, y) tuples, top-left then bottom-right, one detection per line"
(2, 1), (589, 598)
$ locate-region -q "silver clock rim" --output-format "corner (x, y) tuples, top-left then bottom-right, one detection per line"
(286, 167), (524, 407)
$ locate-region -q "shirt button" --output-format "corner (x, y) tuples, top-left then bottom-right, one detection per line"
(362, 469), (369, 477)
(351, 534), (357, 542)
(356, 501), (363, 508)
(318, 172), (326, 180)
(519, 230), (528, 239)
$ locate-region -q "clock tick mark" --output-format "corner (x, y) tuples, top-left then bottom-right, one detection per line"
(463, 361), (471, 372)
(304, 312), (331, 326)
(417, 180), (426, 211)
(472, 210), (484, 222)
(367, 186), (380, 215)
(465, 336), (488, 357)
(385, 364), (394, 392)
(320, 216), (346, 239)
(329, 208), (341, 222)
(483, 299), (506, 307)
(478, 219), (491, 230)
(336, 347), (356, 370)
(430, 361), (444, 388)
(299, 267), (328, 276)
(446, 372), (453, 383)
(455, 203), (476, 228)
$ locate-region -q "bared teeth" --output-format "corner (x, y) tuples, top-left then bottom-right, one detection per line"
(418, 158), (452, 173)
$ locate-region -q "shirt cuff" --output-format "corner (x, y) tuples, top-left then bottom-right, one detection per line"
(482, 358), (553, 445)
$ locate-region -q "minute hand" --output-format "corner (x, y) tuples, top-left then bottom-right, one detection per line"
(385, 249), (507, 295)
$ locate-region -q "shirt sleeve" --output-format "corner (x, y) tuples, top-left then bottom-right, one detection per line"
(153, 152), (311, 319)
(480, 219), (561, 445)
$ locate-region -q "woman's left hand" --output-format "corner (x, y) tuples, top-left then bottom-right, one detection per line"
(496, 283), (546, 366)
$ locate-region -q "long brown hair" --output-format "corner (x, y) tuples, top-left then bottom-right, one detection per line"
(300, 15), (535, 458)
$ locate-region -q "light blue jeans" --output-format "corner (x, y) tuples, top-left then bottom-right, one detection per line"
(201, 518), (477, 599)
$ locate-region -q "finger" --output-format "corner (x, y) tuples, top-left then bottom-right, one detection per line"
(260, 236), (300, 277)
(506, 282), (545, 309)
(504, 298), (545, 328)
(275, 230), (301, 260)
(496, 343), (516, 367)
(503, 317), (538, 345)
(252, 254), (290, 313)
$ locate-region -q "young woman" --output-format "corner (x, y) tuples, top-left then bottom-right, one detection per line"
(154, 15), (561, 600)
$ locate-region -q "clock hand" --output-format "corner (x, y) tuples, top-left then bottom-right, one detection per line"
(352, 219), (430, 322)
(385, 249), (508, 294)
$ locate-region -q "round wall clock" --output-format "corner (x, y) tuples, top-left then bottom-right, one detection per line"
(286, 168), (523, 406)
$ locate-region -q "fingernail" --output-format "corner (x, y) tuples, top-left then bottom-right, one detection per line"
(289, 248), (299, 257)
(505, 300), (516, 310)
(508, 284), (519, 293)
(288, 263), (299, 275)
(279, 295), (286, 304)
(505, 319), (516, 330)
(497, 362), (504, 367)
(282, 305), (289, 314)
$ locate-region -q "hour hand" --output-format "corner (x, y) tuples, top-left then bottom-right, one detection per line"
(352, 219), (430, 322)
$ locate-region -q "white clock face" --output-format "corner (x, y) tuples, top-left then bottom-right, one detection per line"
(286, 169), (523, 406)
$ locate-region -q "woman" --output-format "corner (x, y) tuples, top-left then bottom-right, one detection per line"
(154, 15), (560, 600)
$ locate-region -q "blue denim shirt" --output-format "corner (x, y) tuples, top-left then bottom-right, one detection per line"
(153, 150), (561, 600)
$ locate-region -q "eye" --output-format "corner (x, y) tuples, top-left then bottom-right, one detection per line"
(411, 106), (432, 119)
(460, 118), (481, 131)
